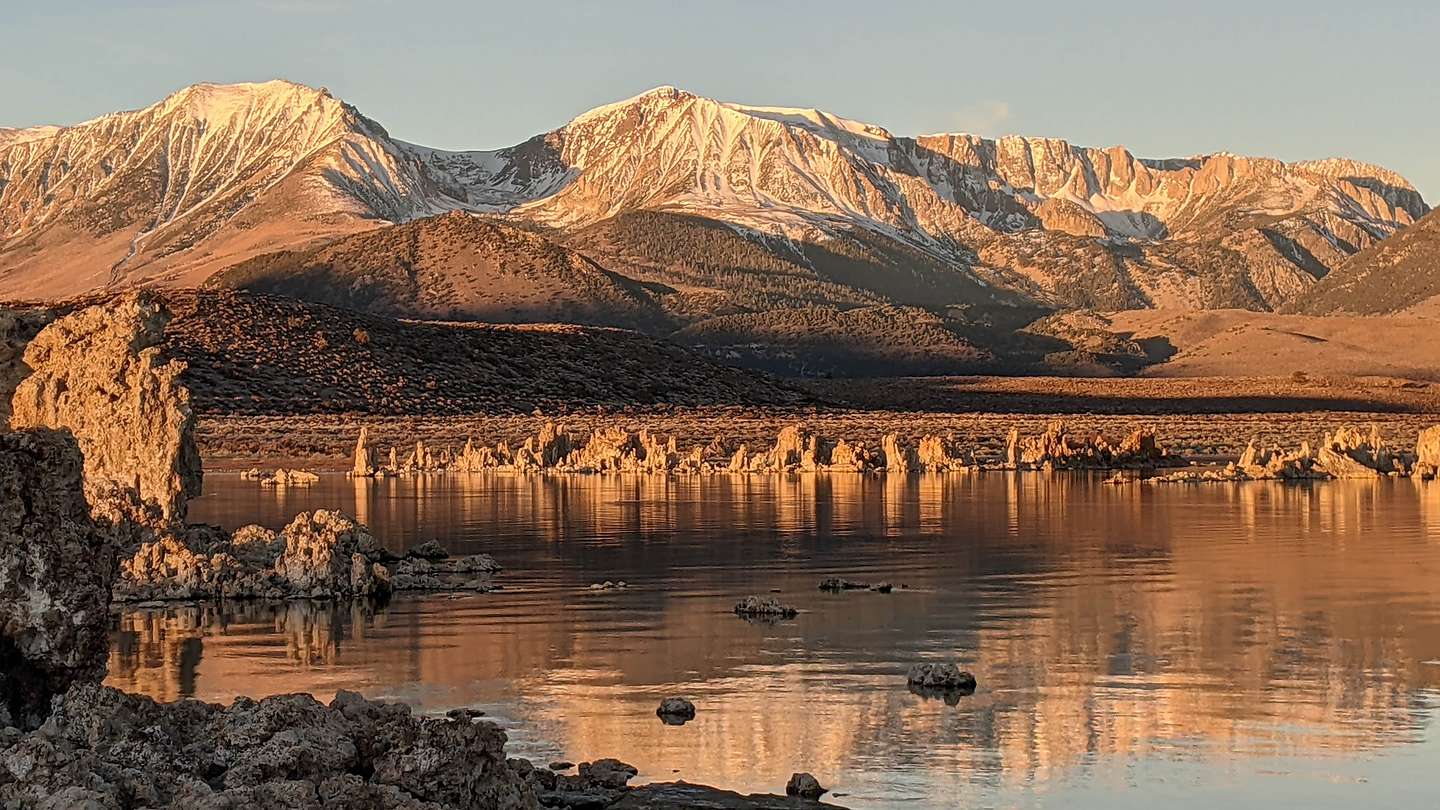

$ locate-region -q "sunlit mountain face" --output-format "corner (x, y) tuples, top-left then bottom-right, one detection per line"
(2, 82), (1426, 315)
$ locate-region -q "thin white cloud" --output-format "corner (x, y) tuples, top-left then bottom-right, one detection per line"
(949, 101), (1011, 135)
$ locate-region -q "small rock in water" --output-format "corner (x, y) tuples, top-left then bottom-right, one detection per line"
(445, 707), (486, 721)
(869, 582), (893, 593)
(906, 663), (977, 695)
(818, 577), (868, 591)
(733, 595), (798, 618)
(589, 579), (627, 591)
(578, 758), (638, 790)
(548, 760), (575, 772)
(656, 696), (696, 724)
(786, 771), (828, 799)
(406, 539), (450, 560)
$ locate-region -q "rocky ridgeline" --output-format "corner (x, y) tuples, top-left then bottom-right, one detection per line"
(0, 294), (838, 808)
(354, 420), (1177, 477)
(1147, 424), (1440, 483)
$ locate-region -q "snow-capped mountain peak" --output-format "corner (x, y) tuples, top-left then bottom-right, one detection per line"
(0, 81), (1429, 310)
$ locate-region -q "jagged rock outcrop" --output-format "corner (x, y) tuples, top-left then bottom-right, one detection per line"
(114, 512), (502, 602)
(1153, 423), (1435, 483)
(0, 430), (116, 730)
(353, 427), (379, 477)
(1416, 426), (1440, 480)
(1005, 422), (1176, 470)
(1313, 425), (1411, 478)
(0, 684), (537, 809)
(0, 308), (48, 426)
(9, 292), (202, 522)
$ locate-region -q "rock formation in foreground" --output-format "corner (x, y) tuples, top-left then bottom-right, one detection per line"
(0, 430), (116, 730)
(9, 291), (202, 523)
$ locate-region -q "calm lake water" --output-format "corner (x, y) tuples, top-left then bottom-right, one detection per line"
(107, 473), (1440, 808)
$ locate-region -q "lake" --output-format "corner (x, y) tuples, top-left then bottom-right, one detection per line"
(107, 472), (1440, 808)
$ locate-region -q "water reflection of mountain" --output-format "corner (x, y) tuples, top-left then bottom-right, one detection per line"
(112, 473), (1440, 797)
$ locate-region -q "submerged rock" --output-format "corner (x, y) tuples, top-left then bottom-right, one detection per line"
(733, 596), (798, 619)
(9, 292), (202, 523)
(612, 782), (845, 808)
(906, 663), (977, 694)
(256, 467), (321, 487)
(406, 539), (450, 560)
(0, 430), (115, 730)
(818, 578), (869, 592)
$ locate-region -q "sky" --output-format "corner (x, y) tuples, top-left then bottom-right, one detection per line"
(3, 0), (1438, 198)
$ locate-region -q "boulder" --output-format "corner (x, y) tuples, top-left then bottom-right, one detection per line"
(578, 758), (639, 791)
(0, 430), (116, 730)
(9, 292), (202, 522)
(656, 697), (696, 724)
(786, 772), (827, 799)
(405, 539), (450, 560)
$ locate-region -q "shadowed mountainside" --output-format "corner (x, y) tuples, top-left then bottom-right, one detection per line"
(1285, 208), (1440, 317)
(6, 290), (808, 416)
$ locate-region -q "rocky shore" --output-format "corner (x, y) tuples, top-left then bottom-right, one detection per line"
(0, 293), (840, 808)
(351, 419), (1182, 476)
(1138, 424), (1440, 483)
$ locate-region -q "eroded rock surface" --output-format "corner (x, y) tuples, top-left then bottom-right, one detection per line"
(9, 292), (202, 522)
(1152, 423), (1434, 483)
(0, 430), (115, 730)
(114, 511), (502, 602)
(0, 684), (536, 809)
(1005, 421), (1175, 470)
(0, 308), (49, 426)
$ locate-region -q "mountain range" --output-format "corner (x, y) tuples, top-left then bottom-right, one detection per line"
(1, 80), (1430, 374)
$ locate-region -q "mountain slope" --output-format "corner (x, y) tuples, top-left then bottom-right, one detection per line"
(1, 81), (1427, 314)
(0, 81), (476, 297)
(1284, 209), (1440, 317)
(206, 210), (667, 328)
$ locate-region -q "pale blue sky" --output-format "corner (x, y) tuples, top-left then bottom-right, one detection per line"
(3, 0), (1437, 198)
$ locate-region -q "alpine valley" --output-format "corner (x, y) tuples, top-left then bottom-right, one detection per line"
(1, 80), (1430, 375)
